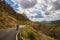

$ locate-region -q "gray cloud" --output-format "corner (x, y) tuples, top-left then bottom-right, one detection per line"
(51, 0), (60, 10)
(19, 0), (37, 9)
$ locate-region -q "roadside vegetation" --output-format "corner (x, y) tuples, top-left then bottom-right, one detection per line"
(31, 23), (60, 40)
(17, 27), (56, 40)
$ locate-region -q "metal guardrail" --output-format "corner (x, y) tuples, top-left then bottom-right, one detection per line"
(16, 25), (26, 40)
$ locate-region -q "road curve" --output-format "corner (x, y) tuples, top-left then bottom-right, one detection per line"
(0, 28), (17, 40)
(0, 25), (25, 40)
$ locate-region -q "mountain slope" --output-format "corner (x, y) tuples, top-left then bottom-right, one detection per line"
(51, 20), (60, 24)
(0, 11), (17, 29)
(17, 27), (56, 40)
(31, 23), (60, 40)
(0, 0), (18, 29)
(1, 0), (31, 25)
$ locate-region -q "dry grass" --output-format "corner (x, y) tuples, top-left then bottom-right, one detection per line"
(0, 11), (17, 29)
(17, 27), (56, 40)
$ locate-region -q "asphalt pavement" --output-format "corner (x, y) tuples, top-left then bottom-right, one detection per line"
(0, 25), (25, 40)
(0, 28), (17, 40)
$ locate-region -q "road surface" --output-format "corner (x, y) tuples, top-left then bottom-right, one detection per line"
(0, 25), (25, 40)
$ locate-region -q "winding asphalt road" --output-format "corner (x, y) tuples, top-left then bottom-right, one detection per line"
(0, 25), (25, 40)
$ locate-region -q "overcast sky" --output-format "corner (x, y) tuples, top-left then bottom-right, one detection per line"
(5, 0), (60, 22)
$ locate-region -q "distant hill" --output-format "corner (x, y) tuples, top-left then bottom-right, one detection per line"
(51, 20), (60, 24)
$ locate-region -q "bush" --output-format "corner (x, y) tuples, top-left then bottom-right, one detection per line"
(27, 32), (36, 40)
(17, 32), (20, 40)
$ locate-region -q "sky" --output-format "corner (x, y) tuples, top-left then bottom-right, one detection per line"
(5, 0), (60, 22)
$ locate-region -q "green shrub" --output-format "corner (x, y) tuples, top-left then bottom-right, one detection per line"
(17, 32), (20, 40)
(27, 32), (36, 40)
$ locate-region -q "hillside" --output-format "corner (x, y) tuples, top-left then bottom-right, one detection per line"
(0, 11), (17, 29)
(0, 1), (18, 29)
(31, 23), (60, 40)
(17, 26), (56, 40)
(0, 0), (31, 25)
(51, 20), (60, 24)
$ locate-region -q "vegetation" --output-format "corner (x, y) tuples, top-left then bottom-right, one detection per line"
(31, 23), (60, 40)
(17, 27), (56, 40)
(0, 11), (17, 29)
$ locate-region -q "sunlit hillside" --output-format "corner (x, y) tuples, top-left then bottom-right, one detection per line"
(0, 11), (17, 29)
(17, 26), (56, 40)
(1, 0), (32, 25)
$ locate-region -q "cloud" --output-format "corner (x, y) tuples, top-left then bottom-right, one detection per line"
(5, 0), (60, 22)
(51, 1), (60, 10)
(12, 0), (37, 9)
